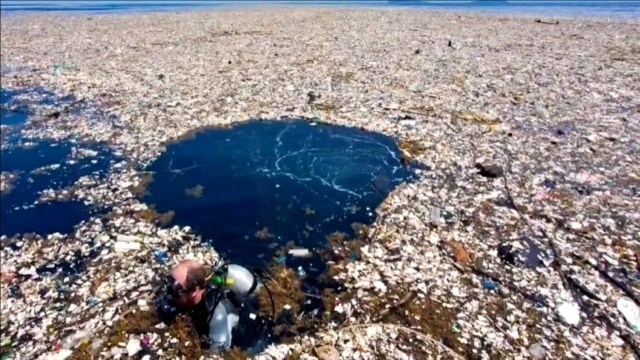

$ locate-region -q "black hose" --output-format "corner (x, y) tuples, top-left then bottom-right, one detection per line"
(250, 269), (276, 321)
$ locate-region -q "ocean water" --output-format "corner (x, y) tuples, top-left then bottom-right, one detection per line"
(0, 87), (114, 237)
(143, 119), (417, 269)
(0, 0), (639, 18)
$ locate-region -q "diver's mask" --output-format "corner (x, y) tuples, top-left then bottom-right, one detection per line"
(156, 274), (189, 321)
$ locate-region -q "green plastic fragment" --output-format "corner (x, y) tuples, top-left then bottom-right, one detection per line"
(0, 337), (10, 347)
(53, 63), (77, 73)
(451, 321), (461, 333)
(0, 351), (13, 360)
(310, 116), (321, 123)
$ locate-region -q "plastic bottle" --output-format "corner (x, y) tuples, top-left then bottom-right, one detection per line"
(61, 330), (90, 350)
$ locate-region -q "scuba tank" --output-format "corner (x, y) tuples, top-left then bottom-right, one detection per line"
(226, 264), (261, 298)
(206, 263), (261, 351)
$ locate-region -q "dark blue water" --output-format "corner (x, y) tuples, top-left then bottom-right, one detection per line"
(1, 0), (638, 17)
(143, 119), (416, 268)
(1, 87), (114, 237)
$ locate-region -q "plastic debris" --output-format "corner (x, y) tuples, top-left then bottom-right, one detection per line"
(52, 63), (77, 74)
(61, 330), (90, 350)
(451, 321), (461, 333)
(153, 249), (169, 263)
(114, 241), (141, 252)
(126, 338), (142, 356)
(528, 343), (546, 359)
(296, 266), (307, 277)
(535, 105), (549, 119)
(140, 335), (150, 348)
(45, 349), (73, 360)
(116, 234), (138, 242)
(275, 255), (287, 264)
(543, 178), (556, 189)
(557, 302), (581, 326)
(314, 345), (340, 360)
(288, 248), (311, 257)
(0, 338), (11, 347)
(616, 297), (640, 332)
(481, 279), (497, 290)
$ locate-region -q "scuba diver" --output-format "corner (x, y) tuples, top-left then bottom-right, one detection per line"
(155, 258), (274, 353)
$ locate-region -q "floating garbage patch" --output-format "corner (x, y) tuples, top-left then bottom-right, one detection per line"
(1, 87), (115, 236)
(142, 119), (419, 269)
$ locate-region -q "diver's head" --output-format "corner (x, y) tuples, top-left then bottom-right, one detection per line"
(166, 259), (207, 308)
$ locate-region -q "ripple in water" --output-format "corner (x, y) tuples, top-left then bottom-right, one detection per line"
(144, 119), (418, 268)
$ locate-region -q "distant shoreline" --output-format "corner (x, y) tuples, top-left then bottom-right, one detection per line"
(1, 0), (639, 19)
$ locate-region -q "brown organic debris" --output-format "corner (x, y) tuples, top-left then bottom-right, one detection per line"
(446, 239), (472, 265)
(255, 227), (275, 240)
(256, 264), (303, 318)
(223, 347), (251, 360)
(185, 184), (204, 198)
(134, 206), (176, 227)
(303, 205), (315, 215)
(89, 270), (108, 296)
(453, 110), (500, 125)
(311, 101), (337, 112)
(128, 172), (154, 196)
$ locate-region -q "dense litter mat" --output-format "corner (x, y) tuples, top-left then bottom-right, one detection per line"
(143, 118), (419, 268)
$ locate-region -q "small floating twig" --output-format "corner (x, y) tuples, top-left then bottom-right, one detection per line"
(534, 19), (560, 25)
(373, 289), (417, 322)
(168, 158), (203, 174)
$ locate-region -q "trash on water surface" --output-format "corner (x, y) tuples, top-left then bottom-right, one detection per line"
(616, 297), (640, 332)
(288, 248), (311, 257)
(297, 266), (307, 277)
(482, 279), (497, 290)
(52, 63), (77, 74)
(61, 330), (90, 350)
(153, 249), (169, 263)
(556, 302), (580, 326)
(114, 241), (141, 252)
(86, 296), (99, 306)
(275, 255), (287, 264)
(126, 338), (142, 356)
(116, 234), (138, 242)
(44, 349), (73, 360)
(528, 342), (546, 359)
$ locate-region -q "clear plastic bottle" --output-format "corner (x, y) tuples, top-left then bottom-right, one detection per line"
(61, 330), (90, 350)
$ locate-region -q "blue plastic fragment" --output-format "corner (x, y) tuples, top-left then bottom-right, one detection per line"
(87, 296), (99, 306)
(348, 252), (359, 260)
(153, 249), (169, 264)
(275, 255), (287, 264)
(482, 279), (497, 290)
